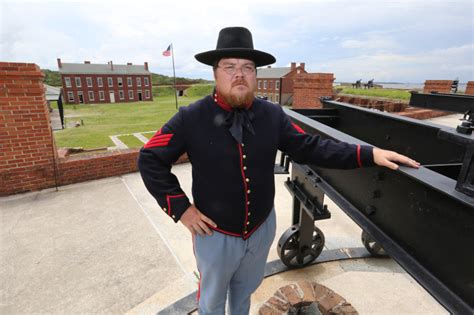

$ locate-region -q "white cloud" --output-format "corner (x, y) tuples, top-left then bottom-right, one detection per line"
(0, 0), (472, 82)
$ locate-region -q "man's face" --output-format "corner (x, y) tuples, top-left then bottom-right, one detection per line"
(214, 58), (257, 108)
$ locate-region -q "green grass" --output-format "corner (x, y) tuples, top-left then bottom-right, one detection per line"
(186, 84), (214, 97)
(118, 134), (147, 148)
(339, 87), (411, 101)
(53, 96), (201, 149)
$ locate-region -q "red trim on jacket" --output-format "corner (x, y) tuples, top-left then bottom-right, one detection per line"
(291, 122), (305, 134)
(357, 145), (362, 167)
(166, 194), (185, 216)
(208, 224), (242, 237)
(237, 143), (250, 236)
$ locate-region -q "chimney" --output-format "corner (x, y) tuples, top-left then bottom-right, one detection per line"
(84, 61), (91, 64)
(57, 58), (62, 69)
(109, 61), (114, 70)
(291, 62), (296, 70)
(144, 62), (149, 71)
(127, 62), (132, 65)
(300, 62), (305, 70)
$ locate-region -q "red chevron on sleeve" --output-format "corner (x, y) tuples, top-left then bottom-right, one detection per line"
(144, 129), (174, 148)
(291, 122), (305, 134)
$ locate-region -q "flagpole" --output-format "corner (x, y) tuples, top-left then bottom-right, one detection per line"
(171, 43), (178, 109)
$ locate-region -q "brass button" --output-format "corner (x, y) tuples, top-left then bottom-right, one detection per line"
(247, 201), (250, 205)
(248, 212), (251, 216)
(246, 178), (250, 182)
(172, 215), (176, 219)
(244, 230), (248, 234)
(246, 221), (250, 225)
(163, 208), (167, 212)
(241, 143), (245, 147)
(243, 166), (247, 171)
(247, 189), (251, 194)
(243, 155), (247, 159)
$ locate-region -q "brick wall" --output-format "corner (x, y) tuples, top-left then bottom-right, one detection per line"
(293, 73), (335, 109)
(0, 62), (185, 196)
(465, 81), (474, 95)
(0, 62), (57, 195)
(259, 281), (357, 315)
(423, 80), (453, 93)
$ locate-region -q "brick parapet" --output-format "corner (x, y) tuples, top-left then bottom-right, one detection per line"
(293, 73), (335, 109)
(465, 81), (474, 95)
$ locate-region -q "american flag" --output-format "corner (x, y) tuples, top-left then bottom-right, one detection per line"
(162, 45), (171, 57)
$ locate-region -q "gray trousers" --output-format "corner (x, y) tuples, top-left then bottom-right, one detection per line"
(193, 209), (276, 315)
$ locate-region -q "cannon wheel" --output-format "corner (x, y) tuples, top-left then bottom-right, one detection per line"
(277, 224), (325, 268)
(361, 230), (388, 257)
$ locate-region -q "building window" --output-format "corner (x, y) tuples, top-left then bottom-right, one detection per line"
(67, 91), (74, 102)
(97, 77), (103, 87)
(128, 90), (134, 100)
(119, 90), (124, 100)
(263, 80), (267, 89)
(144, 77), (149, 86)
(137, 77), (141, 87)
(86, 77), (92, 87)
(99, 91), (105, 101)
(127, 77), (132, 87)
(65, 77), (72, 88)
(145, 90), (150, 99)
(275, 81), (280, 90)
(269, 95), (273, 101)
(88, 91), (94, 101)
(275, 94), (279, 103)
(118, 77), (123, 87)
(75, 77), (81, 87)
(108, 77), (113, 87)
(258, 81), (261, 89)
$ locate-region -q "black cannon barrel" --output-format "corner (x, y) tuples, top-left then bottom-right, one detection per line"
(283, 102), (474, 313)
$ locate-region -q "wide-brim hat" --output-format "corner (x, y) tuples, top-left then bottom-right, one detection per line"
(195, 27), (276, 67)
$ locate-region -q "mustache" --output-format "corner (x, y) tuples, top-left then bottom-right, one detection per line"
(232, 79), (248, 87)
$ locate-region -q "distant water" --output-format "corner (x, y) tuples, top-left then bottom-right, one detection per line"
(335, 82), (467, 92)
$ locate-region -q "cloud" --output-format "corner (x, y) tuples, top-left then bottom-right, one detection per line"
(312, 44), (474, 82)
(0, 0), (472, 82)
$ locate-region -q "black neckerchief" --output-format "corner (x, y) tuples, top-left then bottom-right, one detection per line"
(225, 109), (255, 144)
(213, 91), (255, 144)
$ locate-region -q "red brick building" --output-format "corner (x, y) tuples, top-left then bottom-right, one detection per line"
(256, 62), (306, 105)
(57, 59), (153, 104)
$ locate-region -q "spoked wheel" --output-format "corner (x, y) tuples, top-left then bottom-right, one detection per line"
(361, 230), (388, 257)
(277, 224), (325, 268)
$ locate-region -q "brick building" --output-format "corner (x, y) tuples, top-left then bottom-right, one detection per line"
(57, 59), (153, 104)
(256, 62), (306, 105)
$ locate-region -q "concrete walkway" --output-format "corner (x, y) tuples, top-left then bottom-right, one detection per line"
(0, 164), (447, 314)
(1, 114), (460, 314)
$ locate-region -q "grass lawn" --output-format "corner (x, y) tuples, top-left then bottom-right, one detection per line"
(339, 87), (411, 101)
(53, 96), (200, 149)
(118, 134), (147, 148)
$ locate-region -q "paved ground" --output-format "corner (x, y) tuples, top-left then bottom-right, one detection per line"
(1, 114), (460, 314)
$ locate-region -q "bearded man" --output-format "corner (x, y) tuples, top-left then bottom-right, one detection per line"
(138, 26), (419, 315)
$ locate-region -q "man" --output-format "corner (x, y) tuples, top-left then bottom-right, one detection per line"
(138, 27), (420, 314)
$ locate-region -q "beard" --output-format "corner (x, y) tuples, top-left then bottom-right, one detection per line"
(218, 79), (255, 109)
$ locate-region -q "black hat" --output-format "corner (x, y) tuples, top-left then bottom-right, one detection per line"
(195, 27), (276, 67)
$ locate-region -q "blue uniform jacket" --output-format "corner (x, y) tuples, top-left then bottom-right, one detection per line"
(138, 95), (374, 239)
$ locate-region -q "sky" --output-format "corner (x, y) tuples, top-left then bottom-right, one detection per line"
(1, 0), (473, 83)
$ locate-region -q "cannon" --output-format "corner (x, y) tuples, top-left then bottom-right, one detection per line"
(276, 92), (474, 313)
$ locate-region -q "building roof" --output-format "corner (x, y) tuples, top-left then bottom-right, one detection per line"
(58, 63), (150, 75)
(256, 67), (291, 79)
